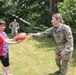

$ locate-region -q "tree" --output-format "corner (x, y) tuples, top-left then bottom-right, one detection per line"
(58, 0), (76, 39)
(50, 0), (64, 17)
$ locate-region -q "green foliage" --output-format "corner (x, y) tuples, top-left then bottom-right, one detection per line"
(0, 0), (14, 22)
(57, 0), (76, 39)
(58, 0), (76, 29)
(0, 0), (76, 39)
(8, 0), (51, 32)
(10, 0), (51, 27)
(20, 25), (33, 33)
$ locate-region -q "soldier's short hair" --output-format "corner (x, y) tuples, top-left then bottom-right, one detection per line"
(52, 13), (64, 23)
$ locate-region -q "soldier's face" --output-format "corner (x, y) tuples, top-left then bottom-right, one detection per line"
(14, 19), (16, 22)
(51, 17), (59, 26)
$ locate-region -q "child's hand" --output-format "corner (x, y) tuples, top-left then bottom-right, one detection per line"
(16, 39), (24, 43)
(13, 36), (17, 41)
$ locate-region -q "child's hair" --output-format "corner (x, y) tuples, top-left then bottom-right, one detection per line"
(0, 19), (6, 25)
(52, 13), (64, 23)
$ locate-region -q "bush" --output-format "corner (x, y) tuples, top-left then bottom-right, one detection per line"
(58, 0), (76, 39)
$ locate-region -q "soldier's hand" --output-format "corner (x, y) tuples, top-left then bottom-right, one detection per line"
(59, 52), (65, 56)
(26, 33), (32, 37)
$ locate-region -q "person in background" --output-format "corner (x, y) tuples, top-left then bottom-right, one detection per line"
(9, 19), (20, 37)
(28, 13), (73, 75)
(0, 19), (23, 75)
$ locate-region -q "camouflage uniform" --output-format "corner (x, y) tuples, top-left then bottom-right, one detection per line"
(32, 24), (73, 75)
(9, 22), (19, 37)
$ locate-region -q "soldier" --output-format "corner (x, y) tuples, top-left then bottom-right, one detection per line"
(28, 13), (73, 75)
(9, 19), (20, 37)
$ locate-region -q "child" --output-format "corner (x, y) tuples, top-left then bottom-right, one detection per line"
(0, 19), (23, 75)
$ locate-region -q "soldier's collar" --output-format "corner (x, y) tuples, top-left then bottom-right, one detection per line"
(56, 24), (63, 32)
(53, 23), (61, 28)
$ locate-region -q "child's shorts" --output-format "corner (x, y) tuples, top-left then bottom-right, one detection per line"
(0, 53), (9, 67)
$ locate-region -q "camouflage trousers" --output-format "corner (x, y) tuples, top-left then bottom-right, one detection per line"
(11, 30), (18, 37)
(55, 51), (72, 75)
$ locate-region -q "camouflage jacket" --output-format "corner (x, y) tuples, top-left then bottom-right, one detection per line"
(9, 22), (19, 31)
(32, 24), (73, 54)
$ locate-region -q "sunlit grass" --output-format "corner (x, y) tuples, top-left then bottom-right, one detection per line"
(0, 35), (76, 75)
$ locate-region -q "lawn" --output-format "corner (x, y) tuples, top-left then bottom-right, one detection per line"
(0, 36), (76, 75)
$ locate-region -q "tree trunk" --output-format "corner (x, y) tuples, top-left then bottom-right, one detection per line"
(50, 0), (58, 18)
(50, 0), (64, 18)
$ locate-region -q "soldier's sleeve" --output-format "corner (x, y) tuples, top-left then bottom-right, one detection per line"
(32, 27), (53, 37)
(62, 26), (73, 54)
(17, 22), (20, 29)
(9, 22), (12, 29)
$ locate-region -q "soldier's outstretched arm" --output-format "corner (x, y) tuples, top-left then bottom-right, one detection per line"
(30, 27), (53, 37)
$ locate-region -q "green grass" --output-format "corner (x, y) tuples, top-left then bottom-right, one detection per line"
(0, 35), (76, 75)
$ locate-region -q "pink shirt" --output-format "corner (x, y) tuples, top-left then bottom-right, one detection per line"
(0, 32), (9, 56)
